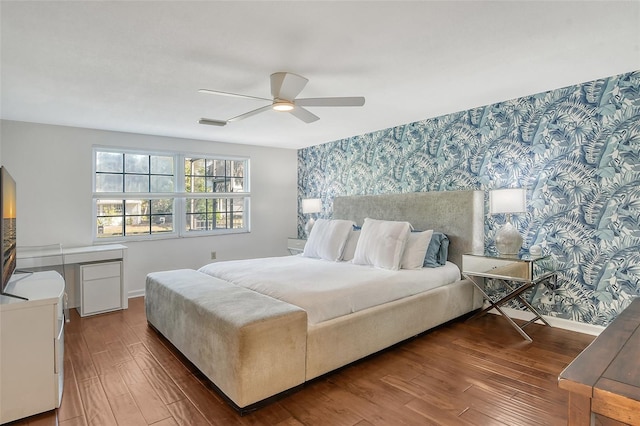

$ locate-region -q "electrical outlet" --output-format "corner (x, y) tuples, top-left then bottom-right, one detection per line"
(210, 251), (217, 260)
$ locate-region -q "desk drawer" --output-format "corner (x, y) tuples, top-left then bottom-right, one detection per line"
(77, 261), (123, 316)
(82, 262), (121, 281)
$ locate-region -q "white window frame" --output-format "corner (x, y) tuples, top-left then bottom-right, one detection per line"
(182, 154), (251, 236)
(92, 147), (251, 242)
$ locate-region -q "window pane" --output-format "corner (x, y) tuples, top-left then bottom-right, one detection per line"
(232, 213), (244, 229)
(125, 175), (149, 192)
(150, 199), (173, 233)
(230, 161), (244, 177)
(125, 154), (149, 173)
(124, 199), (149, 236)
(216, 213), (228, 228)
(204, 177), (214, 192)
(230, 197), (244, 212)
(151, 175), (174, 192)
(206, 159), (215, 176)
(213, 160), (226, 176)
(231, 178), (244, 192)
(186, 214), (213, 231)
(96, 216), (123, 238)
(97, 199), (124, 216)
(125, 219), (149, 235)
(151, 199), (173, 214)
(214, 198), (227, 211)
(207, 177), (226, 192)
(96, 174), (123, 192)
(191, 159), (206, 176)
(125, 199), (147, 216)
(186, 198), (209, 231)
(96, 152), (123, 173)
(186, 198), (207, 214)
(96, 199), (124, 238)
(192, 177), (206, 192)
(152, 215), (173, 233)
(151, 156), (173, 175)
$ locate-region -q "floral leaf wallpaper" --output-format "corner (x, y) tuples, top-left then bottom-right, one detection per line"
(298, 71), (640, 326)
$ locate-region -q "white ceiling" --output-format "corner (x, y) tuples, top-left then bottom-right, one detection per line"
(1, 1), (639, 150)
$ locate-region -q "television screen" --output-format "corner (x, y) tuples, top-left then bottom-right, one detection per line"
(1, 166), (17, 293)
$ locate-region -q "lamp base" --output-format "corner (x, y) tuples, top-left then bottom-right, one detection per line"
(304, 218), (316, 236)
(495, 221), (523, 255)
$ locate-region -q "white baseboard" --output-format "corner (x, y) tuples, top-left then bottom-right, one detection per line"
(488, 306), (604, 336)
(128, 289), (145, 299)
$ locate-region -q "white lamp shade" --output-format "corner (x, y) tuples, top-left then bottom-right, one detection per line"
(301, 198), (322, 214)
(490, 188), (526, 214)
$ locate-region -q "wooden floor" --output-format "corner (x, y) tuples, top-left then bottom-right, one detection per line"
(12, 297), (594, 426)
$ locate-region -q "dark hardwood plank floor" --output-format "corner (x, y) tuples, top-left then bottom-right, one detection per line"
(10, 297), (594, 425)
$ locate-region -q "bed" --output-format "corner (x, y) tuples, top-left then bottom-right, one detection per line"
(145, 190), (484, 412)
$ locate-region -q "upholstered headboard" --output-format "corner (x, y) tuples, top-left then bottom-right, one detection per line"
(333, 190), (484, 269)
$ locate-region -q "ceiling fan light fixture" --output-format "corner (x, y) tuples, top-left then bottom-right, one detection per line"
(272, 100), (295, 112)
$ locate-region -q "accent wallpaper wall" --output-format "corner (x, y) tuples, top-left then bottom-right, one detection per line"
(297, 71), (640, 326)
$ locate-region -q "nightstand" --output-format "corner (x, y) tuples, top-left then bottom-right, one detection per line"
(287, 238), (306, 255)
(462, 252), (556, 341)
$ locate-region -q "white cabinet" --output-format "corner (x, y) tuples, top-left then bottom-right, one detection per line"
(0, 271), (65, 424)
(76, 261), (123, 317)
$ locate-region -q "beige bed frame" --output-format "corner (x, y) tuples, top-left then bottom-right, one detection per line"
(145, 190), (485, 412)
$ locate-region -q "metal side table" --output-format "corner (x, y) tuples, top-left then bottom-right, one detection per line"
(462, 252), (556, 341)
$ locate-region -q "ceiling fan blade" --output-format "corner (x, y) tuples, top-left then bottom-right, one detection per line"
(271, 72), (308, 101)
(198, 89), (271, 102)
(198, 118), (227, 126)
(295, 97), (366, 107)
(227, 104), (273, 122)
(290, 106), (319, 123)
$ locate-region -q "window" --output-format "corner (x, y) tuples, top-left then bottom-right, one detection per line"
(93, 148), (249, 240)
(184, 157), (248, 232)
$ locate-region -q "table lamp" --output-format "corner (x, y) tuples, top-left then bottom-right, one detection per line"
(490, 188), (525, 254)
(301, 198), (322, 235)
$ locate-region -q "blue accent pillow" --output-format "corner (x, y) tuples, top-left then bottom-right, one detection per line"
(423, 232), (449, 267)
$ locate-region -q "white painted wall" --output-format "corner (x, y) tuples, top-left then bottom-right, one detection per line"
(0, 120), (298, 298)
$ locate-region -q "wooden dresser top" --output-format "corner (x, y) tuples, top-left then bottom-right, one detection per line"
(559, 297), (640, 424)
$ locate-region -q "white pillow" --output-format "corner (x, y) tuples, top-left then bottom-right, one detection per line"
(352, 218), (411, 270)
(401, 230), (434, 270)
(341, 228), (360, 261)
(302, 219), (354, 261)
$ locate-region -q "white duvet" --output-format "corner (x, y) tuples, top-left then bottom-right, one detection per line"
(198, 255), (461, 325)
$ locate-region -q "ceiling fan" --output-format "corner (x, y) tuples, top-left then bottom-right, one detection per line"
(198, 72), (365, 126)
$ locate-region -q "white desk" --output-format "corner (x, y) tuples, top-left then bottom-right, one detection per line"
(16, 244), (128, 312)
